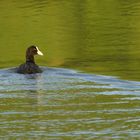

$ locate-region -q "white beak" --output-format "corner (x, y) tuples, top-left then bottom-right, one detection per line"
(36, 47), (43, 56)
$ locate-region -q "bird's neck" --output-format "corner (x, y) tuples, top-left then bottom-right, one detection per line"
(26, 54), (35, 63)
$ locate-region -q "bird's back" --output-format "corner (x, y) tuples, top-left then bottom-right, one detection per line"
(17, 62), (42, 74)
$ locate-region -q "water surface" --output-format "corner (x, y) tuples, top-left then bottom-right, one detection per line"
(0, 0), (140, 139)
(0, 67), (140, 139)
(0, 0), (140, 80)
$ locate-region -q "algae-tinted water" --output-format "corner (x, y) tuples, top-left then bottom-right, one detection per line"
(0, 67), (140, 139)
(0, 0), (140, 80)
(0, 0), (140, 139)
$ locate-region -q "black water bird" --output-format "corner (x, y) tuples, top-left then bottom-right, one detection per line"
(17, 45), (43, 74)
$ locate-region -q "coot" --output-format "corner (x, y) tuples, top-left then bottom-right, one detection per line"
(17, 45), (43, 74)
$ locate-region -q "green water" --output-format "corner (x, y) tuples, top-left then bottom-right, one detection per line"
(0, 0), (140, 81)
(0, 1), (140, 140)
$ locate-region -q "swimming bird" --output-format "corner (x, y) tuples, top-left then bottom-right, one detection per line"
(17, 45), (43, 74)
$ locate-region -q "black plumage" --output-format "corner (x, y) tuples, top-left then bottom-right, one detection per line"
(17, 45), (43, 74)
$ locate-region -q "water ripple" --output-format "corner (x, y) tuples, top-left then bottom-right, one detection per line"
(0, 67), (140, 139)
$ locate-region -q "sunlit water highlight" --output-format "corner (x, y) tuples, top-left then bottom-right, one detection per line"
(0, 67), (140, 139)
